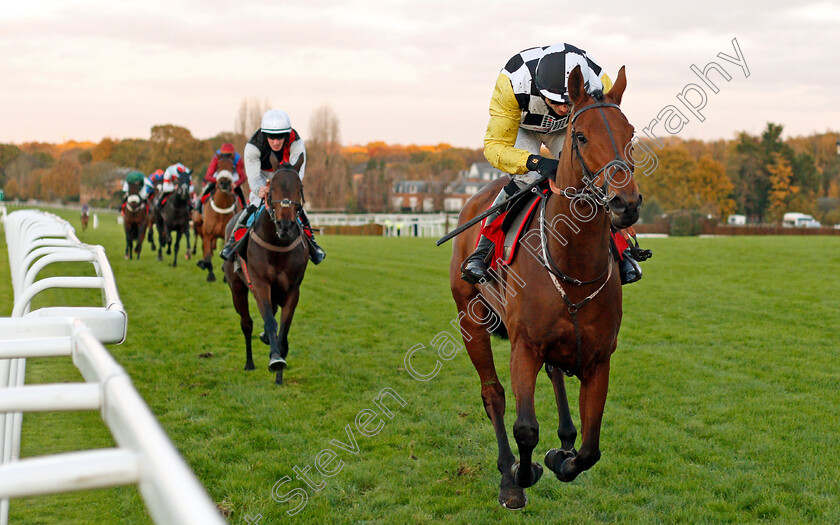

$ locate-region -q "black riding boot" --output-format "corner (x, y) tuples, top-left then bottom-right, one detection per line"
(298, 209), (326, 264)
(220, 204), (256, 261)
(460, 186), (509, 284)
(461, 235), (496, 285)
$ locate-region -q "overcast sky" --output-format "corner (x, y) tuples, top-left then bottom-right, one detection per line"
(1, 0), (838, 148)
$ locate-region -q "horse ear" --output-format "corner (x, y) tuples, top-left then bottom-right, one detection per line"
(567, 65), (588, 107)
(269, 155), (281, 171)
(608, 66), (627, 105)
(292, 153), (304, 172)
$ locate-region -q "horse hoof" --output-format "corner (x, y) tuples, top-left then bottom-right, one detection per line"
(185, 253), (190, 260)
(498, 485), (527, 510)
(545, 449), (578, 482)
(197, 260), (205, 269)
(268, 355), (287, 372)
(511, 461), (543, 488)
(259, 332), (269, 345)
(244, 362), (255, 371)
(124, 254), (129, 260)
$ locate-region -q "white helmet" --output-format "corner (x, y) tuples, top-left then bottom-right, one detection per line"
(261, 109), (291, 135)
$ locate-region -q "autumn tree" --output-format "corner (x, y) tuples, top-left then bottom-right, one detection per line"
(42, 158), (82, 202)
(766, 153), (798, 223)
(149, 125), (212, 173)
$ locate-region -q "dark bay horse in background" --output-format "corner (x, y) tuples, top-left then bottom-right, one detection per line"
(223, 157), (308, 385)
(81, 207), (89, 231)
(194, 157), (239, 282)
(156, 169), (192, 266)
(449, 66), (641, 509)
(123, 182), (148, 259)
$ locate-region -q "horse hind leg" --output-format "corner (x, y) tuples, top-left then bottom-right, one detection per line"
(544, 364), (579, 479)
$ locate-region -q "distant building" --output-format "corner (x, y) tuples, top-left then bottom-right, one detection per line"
(443, 162), (507, 212)
(391, 180), (436, 212)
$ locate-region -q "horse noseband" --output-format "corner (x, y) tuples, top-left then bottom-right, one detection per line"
(271, 198), (301, 209)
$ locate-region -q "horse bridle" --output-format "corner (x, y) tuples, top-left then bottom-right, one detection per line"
(264, 171), (305, 243)
(568, 101), (633, 208)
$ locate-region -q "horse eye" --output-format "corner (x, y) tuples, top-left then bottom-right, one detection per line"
(576, 132), (587, 144)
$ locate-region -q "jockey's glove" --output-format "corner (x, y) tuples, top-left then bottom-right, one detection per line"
(527, 155), (560, 179)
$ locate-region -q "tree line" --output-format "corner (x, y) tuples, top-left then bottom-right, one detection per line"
(1, 112), (838, 224)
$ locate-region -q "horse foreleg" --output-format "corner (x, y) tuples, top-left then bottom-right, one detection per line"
(553, 359), (611, 483)
(171, 230), (181, 267)
(509, 345), (544, 490)
(274, 287), (301, 385)
(453, 293), (521, 509)
(184, 228), (191, 260)
(229, 272), (254, 370)
(125, 229), (131, 260)
(136, 222), (146, 258)
(544, 364), (579, 479)
(157, 225), (165, 261)
(252, 287), (284, 378)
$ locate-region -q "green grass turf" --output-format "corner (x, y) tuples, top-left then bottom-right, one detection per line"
(2, 206), (840, 524)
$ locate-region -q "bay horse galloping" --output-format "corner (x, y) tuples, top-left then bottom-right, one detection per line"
(223, 157), (308, 385)
(123, 182), (148, 259)
(194, 157), (239, 282)
(81, 206), (89, 231)
(156, 169), (192, 266)
(449, 66), (640, 509)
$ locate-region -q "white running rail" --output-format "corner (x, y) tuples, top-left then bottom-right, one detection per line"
(0, 210), (224, 524)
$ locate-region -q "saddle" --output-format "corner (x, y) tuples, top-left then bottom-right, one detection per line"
(479, 181), (549, 271)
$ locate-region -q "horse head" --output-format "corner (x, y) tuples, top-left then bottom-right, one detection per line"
(126, 181), (144, 211)
(216, 169), (235, 193)
(176, 170), (192, 200)
(563, 65), (641, 229)
(266, 155), (305, 244)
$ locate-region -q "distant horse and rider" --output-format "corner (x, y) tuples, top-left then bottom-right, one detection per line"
(447, 63), (647, 509)
(194, 146), (247, 282)
(223, 157), (309, 385)
(154, 164), (193, 266)
(121, 172), (149, 259)
(80, 204), (89, 231)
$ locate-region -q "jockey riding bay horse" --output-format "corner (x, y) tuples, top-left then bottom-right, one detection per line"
(449, 66), (641, 509)
(123, 181), (148, 259)
(223, 157), (308, 385)
(194, 156), (239, 282)
(155, 169), (192, 266)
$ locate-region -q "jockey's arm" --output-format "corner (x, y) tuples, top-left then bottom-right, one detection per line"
(244, 142), (266, 205)
(205, 155), (219, 182)
(483, 74), (533, 175)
